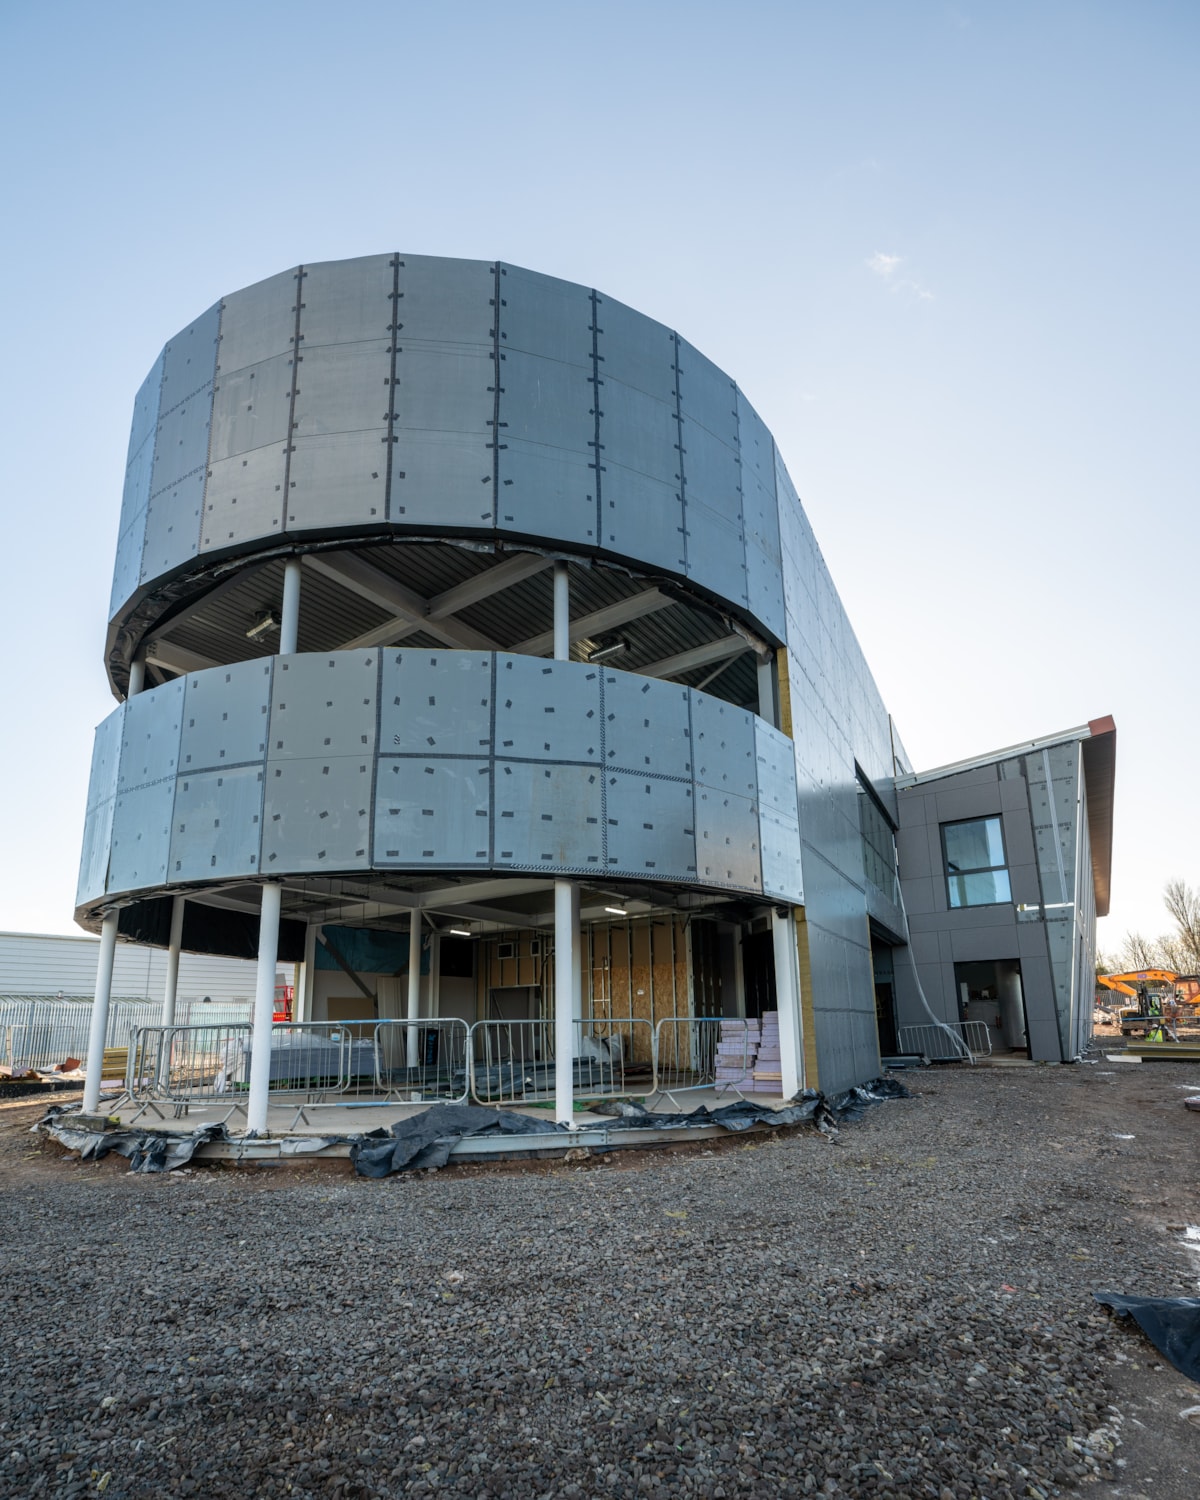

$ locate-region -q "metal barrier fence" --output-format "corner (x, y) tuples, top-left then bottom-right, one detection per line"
(469, 1018), (655, 1107)
(0, 998), (160, 1072)
(897, 1020), (992, 1062)
(652, 1016), (752, 1102)
(374, 1019), (470, 1104)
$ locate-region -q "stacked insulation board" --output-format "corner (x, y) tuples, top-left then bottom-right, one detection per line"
(751, 1011), (783, 1093)
(714, 1017), (759, 1089)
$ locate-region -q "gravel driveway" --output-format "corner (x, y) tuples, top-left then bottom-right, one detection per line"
(2, 1059), (1198, 1499)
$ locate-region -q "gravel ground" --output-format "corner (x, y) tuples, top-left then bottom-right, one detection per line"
(2, 1057), (1199, 1499)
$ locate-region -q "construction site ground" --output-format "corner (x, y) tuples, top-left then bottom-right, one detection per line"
(1, 1050), (1198, 1499)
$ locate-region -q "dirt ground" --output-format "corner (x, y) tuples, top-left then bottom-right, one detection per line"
(2, 1054), (1199, 1498)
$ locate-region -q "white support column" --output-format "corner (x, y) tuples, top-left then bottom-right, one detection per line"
(279, 557), (302, 655)
(553, 561), (570, 662)
(406, 908), (422, 1067)
(82, 914), (120, 1113)
(127, 657), (146, 698)
(554, 879), (578, 1126)
(161, 895), (185, 1030)
(756, 656), (775, 728)
(772, 908), (804, 1099)
(246, 882), (283, 1135)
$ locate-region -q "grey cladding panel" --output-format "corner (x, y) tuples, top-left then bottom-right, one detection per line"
(77, 709), (125, 905)
(269, 653), (379, 759)
(118, 679), (185, 789)
(498, 351), (597, 546)
(599, 378), (678, 487)
(604, 773), (695, 878)
(287, 431), (387, 531)
(108, 778), (176, 892)
(201, 441), (286, 552)
(127, 354), (164, 460)
(86, 708), (126, 811)
(380, 650), (492, 756)
(600, 377), (685, 572)
(217, 268), (299, 373)
(686, 495), (748, 608)
(209, 354), (293, 462)
(398, 255), (495, 347)
(594, 295), (677, 405)
(498, 440), (597, 546)
(694, 787), (761, 891)
(691, 693), (756, 797)
(300, 255), (394, 346)
(170, 765), (264, 881)
(754, 718), (799, 818)
(150, 382), (214, 493)
(110, 517), (147, 619)
(180, 658), (273, 771)
(494, 656), (600, 762)
(392, 345), (494, 527)
(492, 761), (603, 870)
(158, 303), (219, 409)
(375, 759), (491, 866)
(394, 347), (493, 432)
(603, 671), (692, 779)
(760, 808), (804, 902)
(390, 431), (494, 528)
(500, 349), (593, 449)
(262, 758), (372, 873)
(602, 465), (686, 574)
(115, 436), (154, 544)
(677, 339), (738, 447)
(77, 792), (115, 907)
(745, 539), (786, 641)
(498, 263), (592, 368)
(681, 417), (742, 526)
(736, 389), (773, 492)
(141, 469), (203, 580)
(293, 341), (391, 436)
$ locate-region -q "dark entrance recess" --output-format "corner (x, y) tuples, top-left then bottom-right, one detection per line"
(742, 928), (776, 1020)
(690, 921), (724, 1018)
(870, 936), (899, 1057)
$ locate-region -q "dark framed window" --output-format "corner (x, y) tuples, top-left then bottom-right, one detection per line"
(941, 816), (1011, 908)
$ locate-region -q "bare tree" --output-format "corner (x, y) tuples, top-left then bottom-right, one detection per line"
(1120, 931), (1162, 970)
(1163, 879), (1200, 971)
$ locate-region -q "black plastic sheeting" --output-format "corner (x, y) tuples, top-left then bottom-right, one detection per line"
(36, 1077), (913, 1178)
(38, 1105), (228, 1173)
(1094, 1291), (1200, 1384)
(349, 1106), (567, 1177)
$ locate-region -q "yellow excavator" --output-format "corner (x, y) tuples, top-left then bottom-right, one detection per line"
(1096, 969), (1195, 1039)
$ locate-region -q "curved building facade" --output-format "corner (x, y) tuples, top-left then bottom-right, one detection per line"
(84, 253), (1116, 1123)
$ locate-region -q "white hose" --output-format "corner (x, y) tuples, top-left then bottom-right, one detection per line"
(892, 862), (972, 1063)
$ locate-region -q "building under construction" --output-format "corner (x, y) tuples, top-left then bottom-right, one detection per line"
(74, 255), (1115, 1129)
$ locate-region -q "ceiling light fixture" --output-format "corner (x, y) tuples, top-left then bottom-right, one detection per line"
(604, 905), (627, 917)
(588, 636), (629, 664)
(449, 927), (472, 938)
(245, 609), (278, 641)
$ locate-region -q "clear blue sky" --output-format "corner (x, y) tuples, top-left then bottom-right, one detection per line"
(0, 0), (1195, 951)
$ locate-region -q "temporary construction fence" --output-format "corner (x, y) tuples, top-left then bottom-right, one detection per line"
(116, 1015), (770, 1115)
(374, 1019), (470, 1104)
(469, 1017), (655, 1107)
(896, 1019), (993, 1062)
(651, 1016), (754, 1103)
(1, 997), (157, 1073)
(0, 996), (255, 1074)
